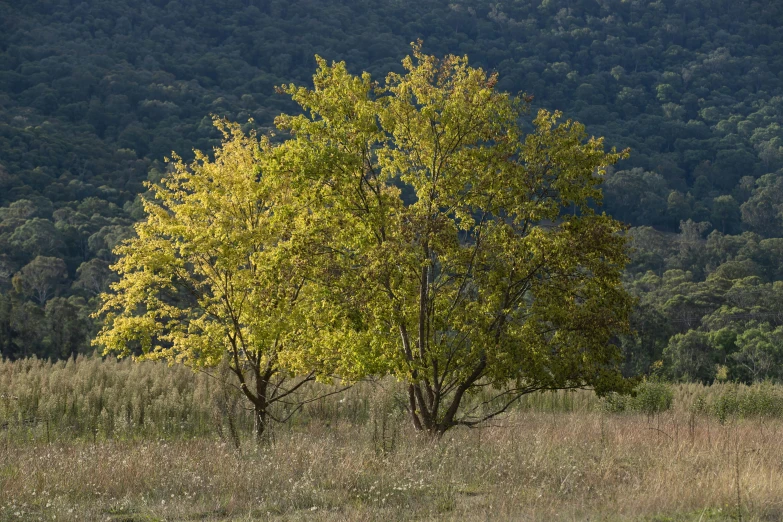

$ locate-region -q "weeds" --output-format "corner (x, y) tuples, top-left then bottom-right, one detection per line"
(2, 412), (782, 520)
(2, 356), (783, 519)
(603, 379), (675, 417)
(688, 382), (783, 422)
(4, 355), (783, 444)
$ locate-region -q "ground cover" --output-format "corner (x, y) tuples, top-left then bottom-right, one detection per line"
(2, 411), (782, 521)
(3, 356), (783, 520)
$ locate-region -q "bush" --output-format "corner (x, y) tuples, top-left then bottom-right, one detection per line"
(690, 382), (783, 423)
(602, 379), (673, 416)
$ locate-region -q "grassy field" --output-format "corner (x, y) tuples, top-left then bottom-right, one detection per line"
(3, 355), (783, 521)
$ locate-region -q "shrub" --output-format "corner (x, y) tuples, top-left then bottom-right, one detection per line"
(602, 379), (673, 416)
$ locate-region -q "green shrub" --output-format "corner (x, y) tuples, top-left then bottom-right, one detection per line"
(633, 380), (674, 417)
(602, 380), (673, 415)
(691, 382), (783, 423)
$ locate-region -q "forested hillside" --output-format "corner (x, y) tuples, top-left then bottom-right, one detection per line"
(1, 0), (783, 382)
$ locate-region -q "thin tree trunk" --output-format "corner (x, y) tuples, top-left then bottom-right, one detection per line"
(253, 402), (267, 442)
(253, 367), (271, 443)
(408, 384), (424, 431)
(232, 358), (272, 444)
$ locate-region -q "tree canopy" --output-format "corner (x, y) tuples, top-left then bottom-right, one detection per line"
(274, 47), (633, 434)
(96, 48), (635, 435)
(94, 121), (339, 439)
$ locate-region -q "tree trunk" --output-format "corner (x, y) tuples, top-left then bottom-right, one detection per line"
(252, 370), (270, 443)
(409, 390), (452, 439)
(253, 402), (267, 442)
(234, 364), (271, 444)
(407, 356), (488, 437)
(408, 384), (424, 431)
(408, 382), (445, 437)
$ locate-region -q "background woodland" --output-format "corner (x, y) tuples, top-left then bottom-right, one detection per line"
(1, 0), (783, 384)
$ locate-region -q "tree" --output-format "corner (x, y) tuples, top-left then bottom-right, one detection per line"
(740, 173), (783, 237)
(9, 218), (64, 258)
(94, 121), (340, 441)
(730, 323), (783, 382)
(663, 330), (717, 382)
(0, 256), (12, 286)
(44, 296), (91, 359)
(72, 258), (115, 296)
(88, 225), (134, 261)
(626, 226), (674, 275)
(12, 256), (67, 305)
(669, 220), (712, 278)
(602, 168), (668, 226)
(711, 195), (740, 234)
(618, 303), (673, 377)
(0, 292), (15, 358)
(275, 45), (634, 436)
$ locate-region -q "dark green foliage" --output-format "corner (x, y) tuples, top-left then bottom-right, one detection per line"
(1, 0), (783, 375)
(2, 0), (783, 212)
(624, 223), (783, 382)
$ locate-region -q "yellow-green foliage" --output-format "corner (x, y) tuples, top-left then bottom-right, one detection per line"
(274, 44), (634, 433)
(91, 47), (637, 436)
(91, 119), (356, 438)
(94, 120), (321, 372)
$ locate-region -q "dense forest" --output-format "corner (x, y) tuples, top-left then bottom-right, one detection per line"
(1, 0), (783, 383)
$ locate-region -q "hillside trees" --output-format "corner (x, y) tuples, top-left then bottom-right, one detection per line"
(4, 0), (783, 227)
(12, 256), (67, 306)
(623, 224), (783, 382)
(2, 0), (783, 379)
(94, 121), (343, 440)
(274, 47), (634, 435)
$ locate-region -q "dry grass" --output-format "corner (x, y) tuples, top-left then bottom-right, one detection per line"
(4, 356), (783, 520)
(3, 410), (783, 521)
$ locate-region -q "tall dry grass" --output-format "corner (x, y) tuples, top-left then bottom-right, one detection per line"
(2, 355), (783, 519)
(5, 353), (783, 444)
(0, 353), (219, 441)
(2, 410), (782, 520)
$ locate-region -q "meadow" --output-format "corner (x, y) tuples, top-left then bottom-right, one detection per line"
(2, 355), (783, 521)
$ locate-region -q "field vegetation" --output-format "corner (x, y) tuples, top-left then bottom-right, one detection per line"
(3, 355), (783, 520)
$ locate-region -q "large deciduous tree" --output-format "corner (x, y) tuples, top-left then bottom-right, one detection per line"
(94, 121), (338, 441)
(275, 45), (634, 436)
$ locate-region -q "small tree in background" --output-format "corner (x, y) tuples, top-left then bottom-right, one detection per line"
(275, 44), (634, 436)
